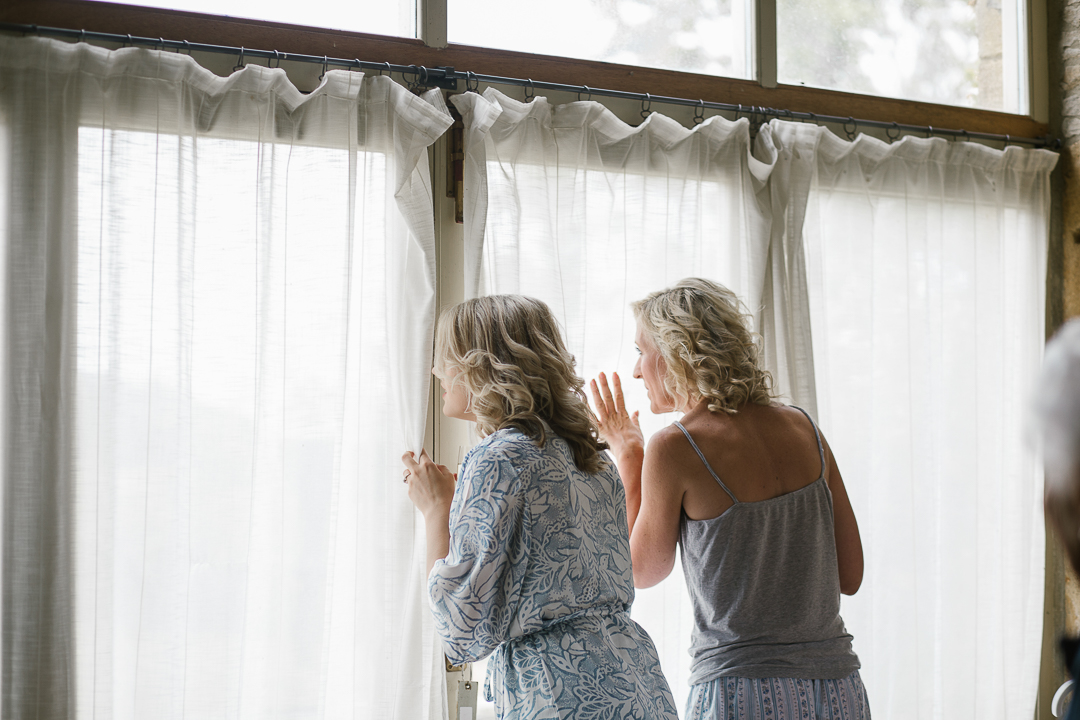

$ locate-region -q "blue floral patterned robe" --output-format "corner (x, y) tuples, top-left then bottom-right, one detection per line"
(429, 427), (679, 720)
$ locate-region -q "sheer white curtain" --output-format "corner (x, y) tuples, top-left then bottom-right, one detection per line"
(0, 36), (451, 719)
(454, 90), (1056, 719)
(450, 88), (817, 712)
(763, 121), (1056, 720)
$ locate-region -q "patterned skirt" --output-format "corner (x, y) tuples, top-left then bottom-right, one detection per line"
(685, 671), (871, 720)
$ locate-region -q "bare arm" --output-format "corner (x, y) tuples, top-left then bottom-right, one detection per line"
(590, 372), (682, 586)
(629, 429), (685, 588)
(821, 435), (863, 595)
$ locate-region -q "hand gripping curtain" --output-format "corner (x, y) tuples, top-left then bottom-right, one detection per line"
(449, 88), (815, 712)
(0, 36), (451, 719)
(756, 120), (1056, 720)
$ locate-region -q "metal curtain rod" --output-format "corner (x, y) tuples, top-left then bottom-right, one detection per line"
(1, 22), (1061, 150)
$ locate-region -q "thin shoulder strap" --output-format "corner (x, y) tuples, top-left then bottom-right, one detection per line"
(790, 406), (826, 481)
(672, 421), (739, 504)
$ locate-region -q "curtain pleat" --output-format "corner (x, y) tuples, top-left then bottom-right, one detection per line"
(773, 122), (1056, 720)
(0, 36), (451, 720)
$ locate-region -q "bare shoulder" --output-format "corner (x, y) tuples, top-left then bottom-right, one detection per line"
(769, 403), (816, 425)
(644, 424), (695, 473)
(768, 404), (825, 442)
(647, 423), (688, 455)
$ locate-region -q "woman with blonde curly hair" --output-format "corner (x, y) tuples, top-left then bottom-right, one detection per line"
(591, 278), (870, 720)
(402, 294), (678, 720)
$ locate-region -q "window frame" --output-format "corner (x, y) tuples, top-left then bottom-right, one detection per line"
(1, 0), (1050, 138)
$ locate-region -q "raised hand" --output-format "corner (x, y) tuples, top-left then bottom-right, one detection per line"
(589, 371), (644, 460)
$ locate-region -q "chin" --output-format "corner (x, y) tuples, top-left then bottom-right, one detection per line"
(649, 395), (678, 414)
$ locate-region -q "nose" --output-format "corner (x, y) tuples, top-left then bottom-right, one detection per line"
(633, 356), (642, 379)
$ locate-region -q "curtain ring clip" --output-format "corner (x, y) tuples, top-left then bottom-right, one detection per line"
(641, 92), (652, 120)
(843, 116), (858, 141)
(319, 55), (330, 82)
(578, 85), (592, 101)
(693, 99), (705, 126)
(233, 47), (245, 72)
(886, 122), (901, 143)
(524, 78), (534, 102)
(466, 71), (479, 92)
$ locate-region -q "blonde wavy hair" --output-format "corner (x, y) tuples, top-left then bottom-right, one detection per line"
(632, 278), (776, 414)
(434, 295), (609, 474)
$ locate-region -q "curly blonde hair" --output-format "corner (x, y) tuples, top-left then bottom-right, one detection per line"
(632, 278), (776, 414)
(434, 295), (609, 474)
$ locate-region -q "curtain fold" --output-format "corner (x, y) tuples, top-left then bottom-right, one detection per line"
(453, 91), (1057, 720)
(770, 121), (1057, 720)
(0, 35), (451, 720)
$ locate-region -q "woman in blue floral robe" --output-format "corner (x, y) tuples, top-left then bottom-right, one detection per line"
(403, 295), (678, 720)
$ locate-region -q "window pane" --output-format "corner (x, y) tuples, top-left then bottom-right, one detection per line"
(101, 0), (416, 39)
(450, 0), (752, 80)
(777, 0), (1027, 113)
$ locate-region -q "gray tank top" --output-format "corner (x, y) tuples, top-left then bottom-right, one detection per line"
(675, 407), (860, 683)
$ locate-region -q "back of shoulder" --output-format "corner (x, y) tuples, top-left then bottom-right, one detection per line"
(648, 423), (694, 461)
(468, 428), (539, 471)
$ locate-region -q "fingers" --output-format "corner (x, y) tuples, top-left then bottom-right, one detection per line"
(589, 379), (608, 423)
(405, 448), (438, 470)
(598, 372), (616, 414)
(403, 449), (439, 485)
(612, 372), (626, 415)
(632, 410), (640, 427)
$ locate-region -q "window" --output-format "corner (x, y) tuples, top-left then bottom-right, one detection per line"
(453, 91), (1054, 719)
(1, 38), (451, 717)
(449, 0), (753, 79)
(112, 0), (418, 38)
(97, 0), (1039, 112)
(0, 2), (1059, 719)
(776, 0), (1029, 112)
